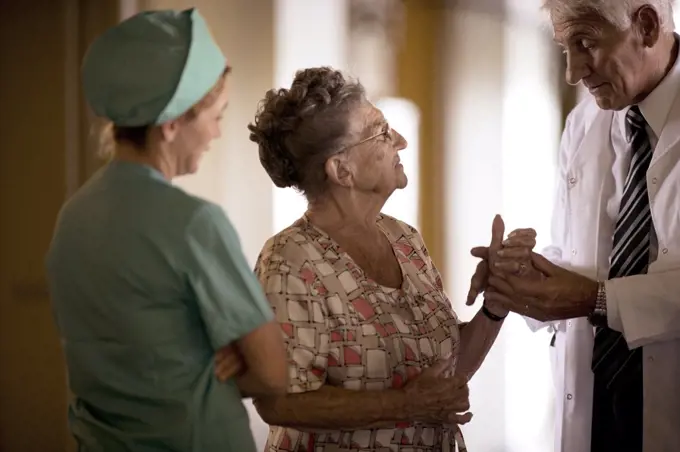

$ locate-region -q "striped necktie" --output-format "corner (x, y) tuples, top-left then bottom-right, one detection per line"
(592, 105), (653, 381)
(591, 105), (653, 450)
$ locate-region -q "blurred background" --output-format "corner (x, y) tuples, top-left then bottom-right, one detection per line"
(2, 0), (671, 451)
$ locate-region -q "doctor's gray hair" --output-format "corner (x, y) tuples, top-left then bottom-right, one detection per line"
(543, 0), (675, 31)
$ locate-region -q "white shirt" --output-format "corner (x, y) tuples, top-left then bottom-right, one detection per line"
(526, 50), (680, 452)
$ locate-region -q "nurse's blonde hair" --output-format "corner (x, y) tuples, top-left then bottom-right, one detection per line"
(543, 0), (674, 31)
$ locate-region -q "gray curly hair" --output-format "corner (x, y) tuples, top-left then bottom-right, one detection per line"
(543, 0), (675, 31)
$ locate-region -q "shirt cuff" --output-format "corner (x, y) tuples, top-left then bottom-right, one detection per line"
(605, 279), (624, 333)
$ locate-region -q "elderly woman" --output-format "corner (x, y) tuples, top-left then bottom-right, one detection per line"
(236, 67), (533, 451)
(45, 9), (287, 452)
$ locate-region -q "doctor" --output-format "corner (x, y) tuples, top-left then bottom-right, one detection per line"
(479, 0), (680, 451)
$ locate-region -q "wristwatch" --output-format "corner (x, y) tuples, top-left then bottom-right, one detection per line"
(588, 281), (608, 327)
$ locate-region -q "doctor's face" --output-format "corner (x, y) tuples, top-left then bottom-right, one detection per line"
(553, 7), (661, 110)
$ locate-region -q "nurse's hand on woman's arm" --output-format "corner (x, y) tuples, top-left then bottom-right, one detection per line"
(215, 345), (245, 381)
(215, 320), (288, 397)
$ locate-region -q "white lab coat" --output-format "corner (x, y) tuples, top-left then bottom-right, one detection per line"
(526, 93), (680, 452)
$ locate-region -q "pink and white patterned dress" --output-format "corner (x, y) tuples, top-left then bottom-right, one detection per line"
(254, 214), (467, 452)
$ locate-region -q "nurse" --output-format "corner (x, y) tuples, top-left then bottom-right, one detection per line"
(46, 8), (286, 452)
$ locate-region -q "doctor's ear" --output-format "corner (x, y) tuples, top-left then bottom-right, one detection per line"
(325, 154), (354, 188)
(633, 5), (661, 47)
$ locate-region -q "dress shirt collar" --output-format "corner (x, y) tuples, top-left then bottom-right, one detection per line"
(618, 34), (680, 140)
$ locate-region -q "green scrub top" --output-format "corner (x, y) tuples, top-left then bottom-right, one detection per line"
(46, 160), (273, 451)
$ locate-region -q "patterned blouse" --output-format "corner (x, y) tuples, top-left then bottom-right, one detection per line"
(254, 214), (467, 452)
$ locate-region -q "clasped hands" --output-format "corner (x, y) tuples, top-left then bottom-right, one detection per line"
(467, 215), (599, 322)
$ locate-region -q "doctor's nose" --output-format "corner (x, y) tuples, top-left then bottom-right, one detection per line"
(565, 51), (591, 86)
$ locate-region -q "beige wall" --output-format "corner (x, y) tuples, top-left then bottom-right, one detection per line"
(0, 3), (69, 450)
(0, 1), (121, 451)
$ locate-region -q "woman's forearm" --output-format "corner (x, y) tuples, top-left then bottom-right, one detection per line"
(254, 385), (410, 430)
(456, 306), (505, 379)
(235, 371), (286, 398)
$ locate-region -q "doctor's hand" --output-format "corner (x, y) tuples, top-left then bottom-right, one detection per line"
(485, 252), (599, 321)
(214, 345), (246, 382)
(493, 228), (539, 276)
(466, 219), (538, 306)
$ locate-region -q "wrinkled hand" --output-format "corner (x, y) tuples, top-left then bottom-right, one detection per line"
(485, 252), (599, 322)
(402, 357), (472, 425)
(493, 228), (540, 277)
(214, 345), (246, 382)
(466, 216), (538, 306)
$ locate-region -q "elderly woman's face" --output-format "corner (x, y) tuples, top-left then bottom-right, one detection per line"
(553, 10), (656, 110)
(343, 103), (408, 196)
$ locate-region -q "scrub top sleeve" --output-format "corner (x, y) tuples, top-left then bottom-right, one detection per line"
(185, 203), (274, 349)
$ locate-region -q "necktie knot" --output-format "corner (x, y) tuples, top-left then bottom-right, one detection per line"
(625, 105), (647, 142)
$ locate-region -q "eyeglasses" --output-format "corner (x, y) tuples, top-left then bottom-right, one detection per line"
(338, 123), (393, 153)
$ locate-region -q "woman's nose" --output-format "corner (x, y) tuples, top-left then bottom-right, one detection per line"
(394, 129), (407, 151)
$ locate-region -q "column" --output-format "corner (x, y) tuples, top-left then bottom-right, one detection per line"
(349, 0), (421, 229)
(440, 0), (560, 449)
(396, 0), (444, 263)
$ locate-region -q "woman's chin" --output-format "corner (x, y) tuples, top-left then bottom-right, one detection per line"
(396, 173), (409, 189)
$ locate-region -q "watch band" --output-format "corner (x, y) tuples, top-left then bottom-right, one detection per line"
(589, 281), (608, 327)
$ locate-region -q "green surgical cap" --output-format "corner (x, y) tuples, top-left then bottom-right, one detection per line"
(82, 8), (226, 127)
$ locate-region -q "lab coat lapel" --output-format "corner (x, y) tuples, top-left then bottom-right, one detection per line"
(652, 91), (680, 169)
(566, 108), (615, 278)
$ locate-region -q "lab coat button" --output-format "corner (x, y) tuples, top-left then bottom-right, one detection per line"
(662, 248), (669, 254)
(652, 177), (658, 184)
(648, 356), (655, 362)
(571, 249), (577, 255)
(567, 394), (573, 400)
(569, 177), (577, 185)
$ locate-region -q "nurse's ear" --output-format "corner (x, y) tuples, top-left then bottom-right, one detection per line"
(159, 118), (183, 143)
